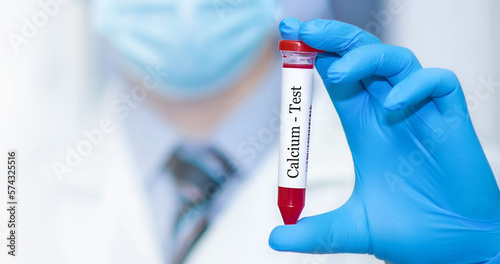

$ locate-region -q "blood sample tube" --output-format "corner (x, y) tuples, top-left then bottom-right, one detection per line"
(277, 40), (323, 225)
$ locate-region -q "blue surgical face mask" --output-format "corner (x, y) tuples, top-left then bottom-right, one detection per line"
(91, 0), (276, 100)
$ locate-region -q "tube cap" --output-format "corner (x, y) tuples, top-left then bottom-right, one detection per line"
(278, 40), (324, 53)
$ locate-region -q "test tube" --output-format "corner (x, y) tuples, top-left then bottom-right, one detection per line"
(277, 40), (323, 225)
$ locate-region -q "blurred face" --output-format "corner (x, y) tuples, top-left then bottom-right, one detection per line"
(91, 0), (277, 100)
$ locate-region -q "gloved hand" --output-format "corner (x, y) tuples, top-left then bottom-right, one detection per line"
(269, 18), (500, 264)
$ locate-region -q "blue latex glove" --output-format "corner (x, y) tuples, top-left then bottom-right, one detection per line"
(269, 18), (500, 264)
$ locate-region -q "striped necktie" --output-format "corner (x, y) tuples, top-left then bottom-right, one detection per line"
(167, 144), (238, 263)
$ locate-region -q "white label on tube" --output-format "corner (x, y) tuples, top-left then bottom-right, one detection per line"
(278, 67), (313, 189)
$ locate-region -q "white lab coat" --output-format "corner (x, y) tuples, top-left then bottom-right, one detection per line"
(18, 123), (163, 264)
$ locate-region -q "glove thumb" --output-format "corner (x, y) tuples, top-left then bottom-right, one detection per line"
(269, 201), (370, 254)
(279, 17), (303, 40)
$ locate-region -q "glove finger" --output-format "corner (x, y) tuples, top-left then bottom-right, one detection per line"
(269, 201), (370, 254)
(316, 55), (369, 124)
(326, 44), (422, 87)
(383, 68), (466, 116)
(280, 18), (380, 118)
(299, 19), (381, 56)
(279, 17), (303, 40)
(323, 44), (422, 115)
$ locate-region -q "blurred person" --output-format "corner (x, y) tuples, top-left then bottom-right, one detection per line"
(72, 0), (281, 263)
(20, 0), (339, 264)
